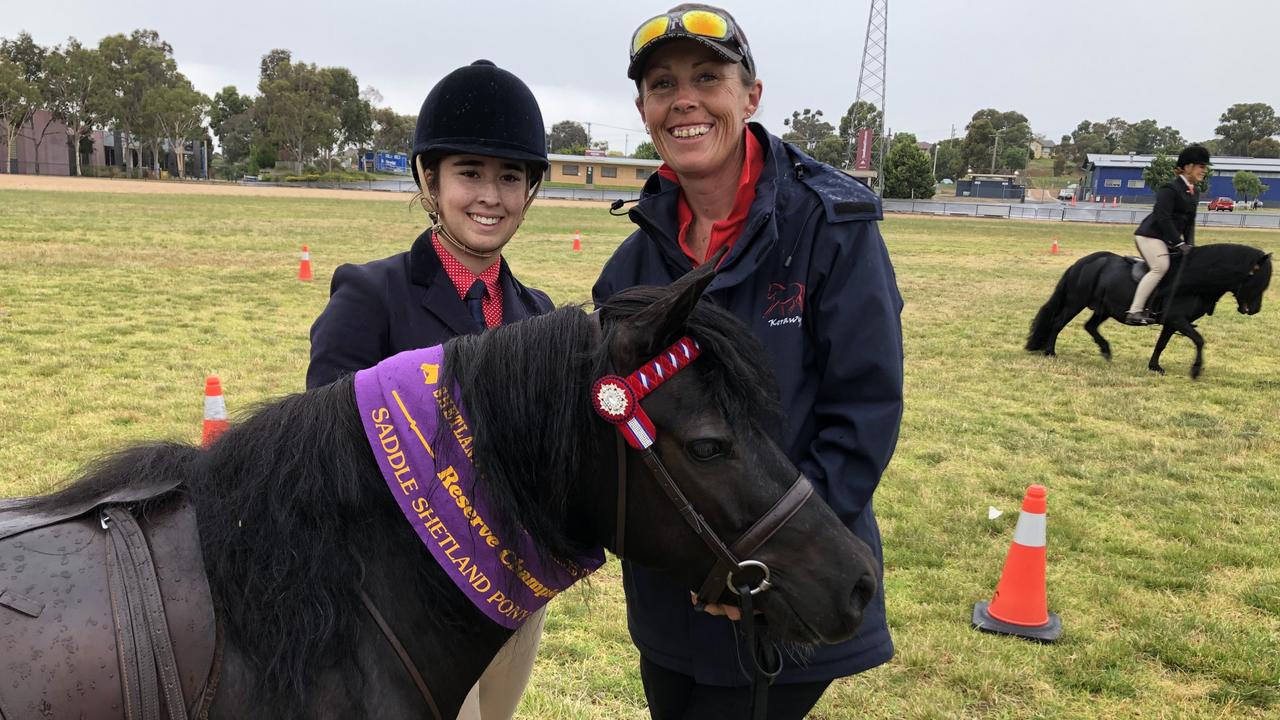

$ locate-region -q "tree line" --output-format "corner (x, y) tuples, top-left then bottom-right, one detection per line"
(5, 27), (1279, 190)
(1, 30), (210, 176)
(0, 29), (639, 179)
(773, 100), (1280, 200)
(0, 28), (405, 178)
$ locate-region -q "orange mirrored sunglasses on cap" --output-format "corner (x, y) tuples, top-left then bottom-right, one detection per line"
(631, 10), (731, 54)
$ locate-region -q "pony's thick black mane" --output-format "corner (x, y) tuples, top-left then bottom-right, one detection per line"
(1180, 243), (1270, 294)
(13, 286), (782, 714)
(442, 307), (602, 563)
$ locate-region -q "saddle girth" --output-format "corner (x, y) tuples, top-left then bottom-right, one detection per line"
(103, 506), (190, 720)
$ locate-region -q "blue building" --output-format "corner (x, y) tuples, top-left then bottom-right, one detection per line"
(1083, 153), (1280, 204)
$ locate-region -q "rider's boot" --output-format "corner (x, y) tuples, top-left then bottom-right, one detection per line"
(1123, 309), (1154, 326)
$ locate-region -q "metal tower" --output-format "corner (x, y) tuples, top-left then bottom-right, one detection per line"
(853, 0), (888, 194)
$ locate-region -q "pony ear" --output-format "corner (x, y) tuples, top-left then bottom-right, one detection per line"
(619, 248), (723, 360)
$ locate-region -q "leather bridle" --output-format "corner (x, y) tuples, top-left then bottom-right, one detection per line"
(363, 321), (813, 720)
(592, 331), (814, 720)
(592, 334), (814, 606)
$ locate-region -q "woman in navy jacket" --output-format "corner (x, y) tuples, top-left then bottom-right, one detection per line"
(594, 5), (904, 718)
(307, 60), (553, 720)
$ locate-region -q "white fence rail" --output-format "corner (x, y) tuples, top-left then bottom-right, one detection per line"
(882, 199), (1280, 230)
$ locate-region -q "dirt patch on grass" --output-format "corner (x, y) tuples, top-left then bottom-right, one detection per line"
(0, 173), (610, 208)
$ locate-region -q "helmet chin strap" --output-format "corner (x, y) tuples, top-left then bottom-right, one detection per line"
(415, 155), (542, 261)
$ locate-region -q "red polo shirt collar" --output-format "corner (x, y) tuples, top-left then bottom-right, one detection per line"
(657, 128), (766, 266)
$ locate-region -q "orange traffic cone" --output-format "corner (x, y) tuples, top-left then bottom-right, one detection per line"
(1050, 239), (1059, 255)
(572, 230), (582, 253)
(1112, 196), (1118, 208)
(972, 484), (1061, 641)
(1070, 194), (1076, 207)
(202, 375), (230, 448)
(298, 245), (313, 281)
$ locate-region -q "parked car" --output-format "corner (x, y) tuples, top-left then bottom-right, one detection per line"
(1057, 188), (1075, 201)
(1208, 197), (1235, 211)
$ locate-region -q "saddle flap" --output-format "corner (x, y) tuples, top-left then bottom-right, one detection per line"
(0, 475), (183, 542)
(0, 493), (215, 720)
(0, 587), (44, 617)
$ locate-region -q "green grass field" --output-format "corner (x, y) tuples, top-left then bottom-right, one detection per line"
(1, 190), (1277, 718)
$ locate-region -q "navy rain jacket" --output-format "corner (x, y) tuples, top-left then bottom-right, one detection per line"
(592, 124), (904, 685)
(307, 229), (553, 390)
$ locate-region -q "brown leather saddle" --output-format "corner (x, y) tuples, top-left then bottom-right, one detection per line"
(0, 479), (217, 720)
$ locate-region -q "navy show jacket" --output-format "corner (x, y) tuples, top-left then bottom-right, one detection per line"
(1135, 175), (1199, 248)
(307, 229), (554, 390)
(592, 124), (905, 685)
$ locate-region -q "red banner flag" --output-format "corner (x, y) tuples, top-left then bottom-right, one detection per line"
(855, 127), (874, 170)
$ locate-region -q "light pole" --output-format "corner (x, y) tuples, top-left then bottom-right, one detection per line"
(991, 129), (1003, 173)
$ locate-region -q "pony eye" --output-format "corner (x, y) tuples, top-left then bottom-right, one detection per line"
(686, 439), (728, 462)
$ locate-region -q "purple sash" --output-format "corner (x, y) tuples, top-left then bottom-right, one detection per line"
(354, 346), (604, 629)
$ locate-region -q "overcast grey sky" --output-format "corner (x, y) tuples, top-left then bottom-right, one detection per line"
(8, 1), (1279, 153)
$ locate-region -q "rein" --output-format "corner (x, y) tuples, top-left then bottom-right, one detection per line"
(591, 320), (812, 719)
(1157, 250), (1190, 323)
(358, 588), (442, 720)
(352, 552), (442, 720)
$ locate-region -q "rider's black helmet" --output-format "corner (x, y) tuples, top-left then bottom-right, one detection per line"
(411, 60), (548, 187)
(1175, 145), (1210, 168)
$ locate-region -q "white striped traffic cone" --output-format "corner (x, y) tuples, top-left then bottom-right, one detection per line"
(972, 484), (1061, 641)
(298, 245), (313, 281)
(202, 375), (229, 448)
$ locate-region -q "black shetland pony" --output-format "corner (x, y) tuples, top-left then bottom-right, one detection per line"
(1026, 243), (1273, 377)
(0, 263), (877, 719)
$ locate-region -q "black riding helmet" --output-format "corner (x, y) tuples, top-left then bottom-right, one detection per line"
(1176, 145), (1210, 168)
(410, 59), (548, 188)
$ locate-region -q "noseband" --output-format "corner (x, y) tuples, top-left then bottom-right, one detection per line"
(591, 335), (814, 607)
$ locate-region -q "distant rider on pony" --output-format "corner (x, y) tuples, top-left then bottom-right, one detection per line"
(1125, 145), (1210, 325)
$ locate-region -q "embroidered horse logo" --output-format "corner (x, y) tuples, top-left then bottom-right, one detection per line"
(763, 282), (805, 319)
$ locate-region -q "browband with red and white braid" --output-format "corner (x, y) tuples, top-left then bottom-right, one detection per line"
(591, 336), (702, 449)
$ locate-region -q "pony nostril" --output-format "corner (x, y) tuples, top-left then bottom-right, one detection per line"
(852, 572), (877, 609)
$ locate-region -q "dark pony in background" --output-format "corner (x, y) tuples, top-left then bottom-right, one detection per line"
(0, 263), (877, 720)
(1026, 243), (1272, 377)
